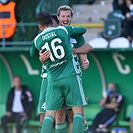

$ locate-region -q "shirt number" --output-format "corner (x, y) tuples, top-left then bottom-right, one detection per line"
(41, 38), (65, 62)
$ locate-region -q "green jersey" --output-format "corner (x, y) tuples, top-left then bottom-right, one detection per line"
(40, 35), (85, 79)
(70, 36), (85, 76)
(70, 35), (85, 48)
(41, 65), (47, 78)
(30, 25), (86, 82)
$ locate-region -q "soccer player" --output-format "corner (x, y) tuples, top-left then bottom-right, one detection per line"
(39, 6), (92, 133)
(39, 13), (91, 133)
(38, 14), (60, 129)
(56, 6), (90, 133)
(30, 12), (87, 133)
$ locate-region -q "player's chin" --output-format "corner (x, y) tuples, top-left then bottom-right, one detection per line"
(62, 22), (70, 26)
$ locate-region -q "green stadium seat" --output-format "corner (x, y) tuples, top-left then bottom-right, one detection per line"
(118, 104), (133, 127)
(103, 19), (121, 39)
(7, 122), (29, 133)
(84, 104), (101, 126)
(118, 121), (130, 127)
(0, 104), (6, 125)
(0, 104), (6, 117)
(28, 106), (40, 127)
(28, 120), (40, 127)
(101, 10), (125, 40)
(107, 10), (125, 22)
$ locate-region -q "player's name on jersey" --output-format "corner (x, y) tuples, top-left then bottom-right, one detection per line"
(42, 32), (57, 41)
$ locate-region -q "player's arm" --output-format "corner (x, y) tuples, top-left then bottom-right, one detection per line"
(99, 97), (108, 107)
(104, 95), (123, 109)
(104, 103), (119, 109)
(72, 35), (92, 54)
(65, 26), (90, 54)
(65, 25), (87, 36)
(79, 54), (89, 70)
(73, 42), (92, 54)
(73, 35), (92, 70)
(30, 41), (39, 57)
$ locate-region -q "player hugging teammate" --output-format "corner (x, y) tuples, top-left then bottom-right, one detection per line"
(30, 5), (92, 133)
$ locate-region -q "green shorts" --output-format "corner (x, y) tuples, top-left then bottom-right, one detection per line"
(46, 75), (87, 110)
(64, 75), (87, 113)
(38, 78), (48, 114)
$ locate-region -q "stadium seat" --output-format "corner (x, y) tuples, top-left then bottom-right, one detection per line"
(101, 10), (125, 40)
(103, 19), (121, 39)
(107, 10), (125, 22)
(88, 37), (109, 48)
(84, 104), (101, 126)
(109, 37), (130, 48)
(28, 106), (40, 127)
(118, 104), (133, 126)
(0, 104), (6, 125)
(28, 120), (40, 127)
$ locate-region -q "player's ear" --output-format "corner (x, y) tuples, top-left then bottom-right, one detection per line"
(57, 15), (60, 20)
(38, 24), (42, 31)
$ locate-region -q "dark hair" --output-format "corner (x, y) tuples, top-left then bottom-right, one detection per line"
(36, 12), (52, 27)
(51, 14), (59, 24)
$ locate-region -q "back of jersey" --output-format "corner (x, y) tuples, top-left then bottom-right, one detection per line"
(35, 26), (77, 82)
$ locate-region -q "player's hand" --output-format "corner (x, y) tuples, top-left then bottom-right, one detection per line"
(39, 50), (50, 63)
(72, 47), (77, 54)
(5, 111), (12, 117)
(126, 13), (131, 19)
(82, 59), (89, 70)
(103, 91), (107, 98)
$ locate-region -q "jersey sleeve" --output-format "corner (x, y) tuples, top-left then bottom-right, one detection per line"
(73, 35), (85, 48)
(116, 94), (123, 104)
(65, 25), (86, 36)
(30, 40), (39, 57)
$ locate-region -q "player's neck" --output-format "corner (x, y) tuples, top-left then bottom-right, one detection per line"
(42, 25), (52, 31)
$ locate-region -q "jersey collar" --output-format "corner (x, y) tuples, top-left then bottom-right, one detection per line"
(42, 27), (55, 33)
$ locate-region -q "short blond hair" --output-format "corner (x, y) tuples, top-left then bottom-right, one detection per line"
(57, 5), (74, 17)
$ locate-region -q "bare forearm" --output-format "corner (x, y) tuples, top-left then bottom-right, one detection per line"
(79, 54), (87, 63)
(79, 54), (89, 70)
(99, 98), (107, 106)
(104, 103), (118, 109)
(74, 43), (92, 54)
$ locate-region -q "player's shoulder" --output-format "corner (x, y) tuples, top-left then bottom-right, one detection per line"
(64, 25), (73, 30)
(33, 31), (43, 46)
(56, 25), (72, 35)
(34, 32), (43, 41)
